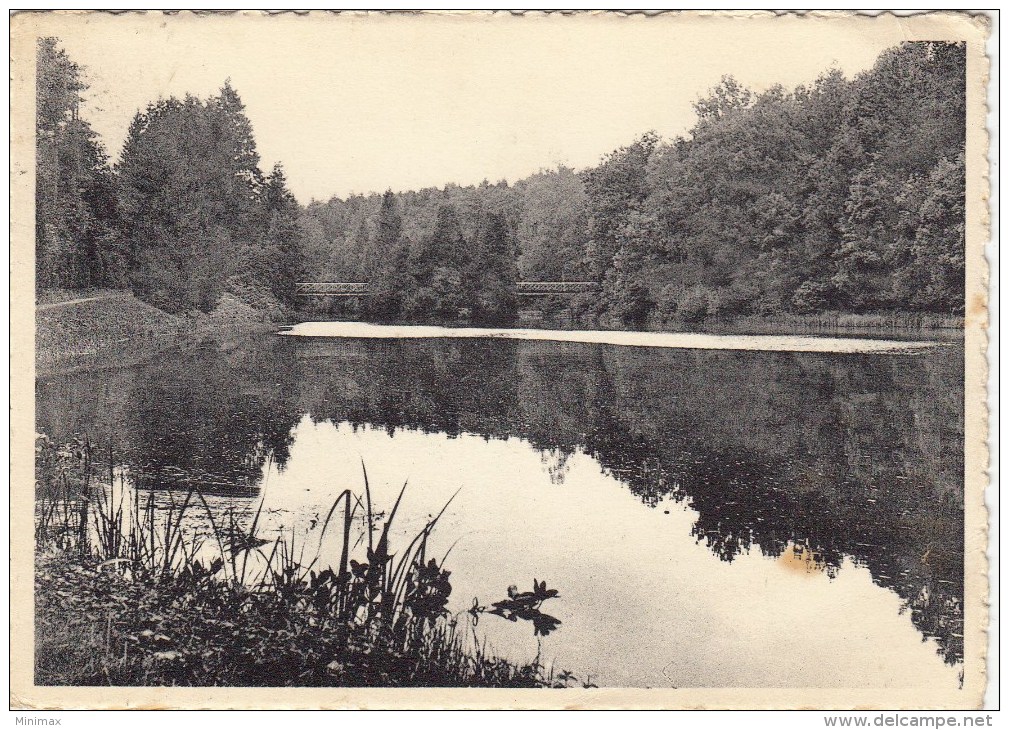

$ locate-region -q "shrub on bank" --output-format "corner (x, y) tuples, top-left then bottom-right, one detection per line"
(35, 552), (547, 687)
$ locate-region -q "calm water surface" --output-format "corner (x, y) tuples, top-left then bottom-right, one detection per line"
(35, 326), (965, 688)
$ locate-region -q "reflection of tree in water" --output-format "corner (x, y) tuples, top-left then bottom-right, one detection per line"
(566, 346), (963, 665)
(295, 339), (523, 438)
(37, 335), (965, 664)
(37, 339), (304, 497)
(540, 449), (575, 485)
(294, 339), (964, 665)
(127, 342), (303, 495)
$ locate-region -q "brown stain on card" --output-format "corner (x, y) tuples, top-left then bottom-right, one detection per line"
(778, 544), (825, 576)
(966, 292), (986, 326)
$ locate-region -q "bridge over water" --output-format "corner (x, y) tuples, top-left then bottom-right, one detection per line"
(294, 281), (600, 299)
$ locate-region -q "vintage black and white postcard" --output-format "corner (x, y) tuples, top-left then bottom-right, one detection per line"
(10, 10), (992, 710)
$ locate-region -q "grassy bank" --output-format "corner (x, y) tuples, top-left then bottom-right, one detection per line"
(514, 307), (964, 338)
(721, 311), (964, 335)
(38, 291), (960, 381)
(35, 289), (285, 378)
(34, 437), (568, 688)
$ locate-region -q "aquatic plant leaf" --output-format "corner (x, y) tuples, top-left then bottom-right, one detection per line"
(531, 612), (561, 636)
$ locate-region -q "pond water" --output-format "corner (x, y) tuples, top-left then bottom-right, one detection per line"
(35, 324), (965, 689)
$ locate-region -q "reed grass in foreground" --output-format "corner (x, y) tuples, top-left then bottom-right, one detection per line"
(34, 436), (575, 688)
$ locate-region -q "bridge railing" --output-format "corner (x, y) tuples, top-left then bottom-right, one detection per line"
(514, 281), (600, 296)
(294, 281), (600, 297)
(295, 282), (370, 296)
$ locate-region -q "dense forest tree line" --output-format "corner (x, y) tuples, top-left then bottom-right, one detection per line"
(300, 41), (966, 326)
(35, 37), (122, 290)
(37, 38), (965, 326)
(35, 38), (301, 314)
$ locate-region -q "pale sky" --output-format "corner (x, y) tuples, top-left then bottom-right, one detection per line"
(33, 12), (960, 204)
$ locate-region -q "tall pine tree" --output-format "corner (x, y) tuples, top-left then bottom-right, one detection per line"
(469, 212), (517, 324)
(262, 163), (301, 305)
(365, 190), (414, 320)
(35, 37), (122, 290)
